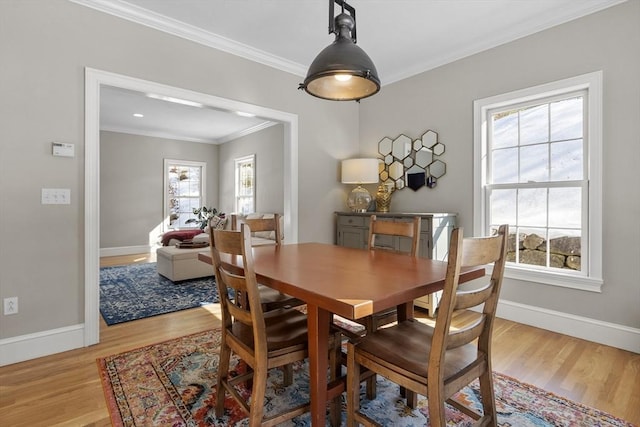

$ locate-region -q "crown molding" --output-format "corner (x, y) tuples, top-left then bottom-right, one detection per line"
(383, 0), (628, 85)
(100, 120), (276, 145)
(217, 121), (278, 144)
(69, 0), (307, 77)
(70, 0), (627, 86)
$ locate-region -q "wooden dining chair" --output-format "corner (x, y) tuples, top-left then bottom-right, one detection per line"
(210, 224), (341, 427)
(231, 213), (304, 311)
(346, 224), (509, 427)
(333, 215), (421, 400)
(363, 215), (421, 330)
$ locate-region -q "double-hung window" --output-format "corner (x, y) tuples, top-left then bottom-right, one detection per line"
(235, 154), (255, 214)
(473, 72), (602, 291)
(164, 159), (207, 230)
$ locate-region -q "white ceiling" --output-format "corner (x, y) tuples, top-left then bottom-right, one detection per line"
(100, 86), (276, 143)
(88, 0), (624, 143)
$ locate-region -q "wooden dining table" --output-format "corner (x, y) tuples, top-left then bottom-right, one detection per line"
(199, 242), (485, 426)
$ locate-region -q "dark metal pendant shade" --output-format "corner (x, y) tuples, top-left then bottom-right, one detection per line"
(300, 2), (380, 102)
(303, 35), (380, 101)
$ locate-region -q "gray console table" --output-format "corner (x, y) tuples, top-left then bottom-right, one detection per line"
(335, 211), (457, 315)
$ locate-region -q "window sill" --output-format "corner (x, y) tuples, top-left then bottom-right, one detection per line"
(503, 265), (603, 293)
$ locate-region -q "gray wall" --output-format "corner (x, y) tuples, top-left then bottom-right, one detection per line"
(0, 0), (358, 339)
(0, 0), (636, 348)
(100, 131), (219, 249)
(359, 1), (640, 328)
(218, 124), (284, 215)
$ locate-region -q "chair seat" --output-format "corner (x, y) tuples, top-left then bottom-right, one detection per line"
(355, 319), (484, 383)
(258, 285), (304, 310)
(231, 307), (309, 353)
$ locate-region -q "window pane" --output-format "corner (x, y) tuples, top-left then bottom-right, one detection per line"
(490, 189), (516, 226)
(550, 139), (583, 181)
(550, 97), (583, 141)
(549, 228), (582, 271)
(492, 147), (518, 184)
(517, 188), (547, 227)
(520, 104), (548, 145)
(178, 179), (190, 195)
(520, 144), (549, 183)
(518, 227), (549, 267)
(492, 110), (518, 149)
(549, 187), (581, 228)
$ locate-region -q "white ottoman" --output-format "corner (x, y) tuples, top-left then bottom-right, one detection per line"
(156, 246), (213, 282)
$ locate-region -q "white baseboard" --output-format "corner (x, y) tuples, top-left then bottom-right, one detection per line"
(494, 299), (640, 354)
(2, 299), (637, 366)
(0, 324), (85, 366)
(100, 245), (152, 257)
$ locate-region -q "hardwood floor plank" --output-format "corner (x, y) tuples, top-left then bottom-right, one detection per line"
(0, 253), (638, 425)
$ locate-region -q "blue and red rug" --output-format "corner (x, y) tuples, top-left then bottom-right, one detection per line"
(99, 262), (217, 325)
(97, 328), (634, 426)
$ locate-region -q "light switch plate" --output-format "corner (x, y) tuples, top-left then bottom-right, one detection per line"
(42, 188), (71, 205)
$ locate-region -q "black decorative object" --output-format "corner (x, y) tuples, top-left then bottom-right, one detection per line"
(407, 171), (426, 191)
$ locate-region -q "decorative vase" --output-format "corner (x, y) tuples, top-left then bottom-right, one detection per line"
(375, 184), (393, 212)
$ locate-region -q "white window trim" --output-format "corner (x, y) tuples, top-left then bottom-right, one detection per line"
(234, 154), (256, 214)
(473, 71), (603, 292)
(163, 158), (207, 231)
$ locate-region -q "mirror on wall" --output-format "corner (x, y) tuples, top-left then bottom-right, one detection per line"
(378, 130), (447, 191)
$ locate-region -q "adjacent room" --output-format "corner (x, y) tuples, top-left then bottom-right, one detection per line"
(1, 0), (638, 425)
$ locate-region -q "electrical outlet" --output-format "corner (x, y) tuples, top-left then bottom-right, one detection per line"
(4, 297), (18, 315)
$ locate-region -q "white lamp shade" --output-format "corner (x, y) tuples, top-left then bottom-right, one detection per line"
(341, 158), (379, 184)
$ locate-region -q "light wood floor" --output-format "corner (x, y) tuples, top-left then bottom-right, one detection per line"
(0, 253), (638, 426)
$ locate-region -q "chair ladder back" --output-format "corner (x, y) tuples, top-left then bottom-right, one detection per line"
(217, 267), (253, 325)
(446, 315), (487, 350)
(447, 225), (509, 352)
(235, 214), (282, 246)
(428, 227), (465, 377)
(368, 215), (421, 257)
(454, 284), (493, 310)
(211, 224), (267, 336)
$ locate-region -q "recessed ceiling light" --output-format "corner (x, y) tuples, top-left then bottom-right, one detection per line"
(146, 93), (204, 108)
(133, 113), (144, 118)
(236, 111), (256, 117)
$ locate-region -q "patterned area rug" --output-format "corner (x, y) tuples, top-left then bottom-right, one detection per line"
(99, 263), (218, 325)
(97, 329), (634, 426)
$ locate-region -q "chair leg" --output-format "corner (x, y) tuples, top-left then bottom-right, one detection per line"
(427, 387), (446, 427)
(478, 370), (498, 426)
(282, 364), (293, 386)
(329, 332), (342, 427)
(215, 343), (232, 416)
(365, 375), (376, 400)
(346, 341), (360, 427)
(405, 389), (418, 408)
(249, 365), (268, 426)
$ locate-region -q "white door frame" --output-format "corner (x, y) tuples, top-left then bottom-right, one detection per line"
(84, 68), (299, 344)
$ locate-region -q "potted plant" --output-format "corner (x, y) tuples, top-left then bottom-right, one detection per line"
(185, 207), (225, 230)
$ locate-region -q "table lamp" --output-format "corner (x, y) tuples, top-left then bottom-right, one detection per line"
(341, 158), (379, 212)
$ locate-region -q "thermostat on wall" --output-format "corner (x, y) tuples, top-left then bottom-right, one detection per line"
(52, 142), (75, 157)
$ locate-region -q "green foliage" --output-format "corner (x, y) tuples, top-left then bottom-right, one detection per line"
(185, 206), (224, 230)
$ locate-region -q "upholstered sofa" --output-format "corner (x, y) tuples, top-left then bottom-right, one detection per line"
(156, 213), (283, 281)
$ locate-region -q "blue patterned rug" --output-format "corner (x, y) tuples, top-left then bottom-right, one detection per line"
(99, 262), (218, 325)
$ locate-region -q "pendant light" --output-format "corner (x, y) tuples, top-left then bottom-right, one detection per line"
(299, 0), (380, 102)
